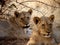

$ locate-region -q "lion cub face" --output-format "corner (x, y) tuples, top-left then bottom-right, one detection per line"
(14, 9), (32, 28)
(33, 15), (54, 38)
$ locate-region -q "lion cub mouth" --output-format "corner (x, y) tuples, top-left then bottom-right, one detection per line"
(42, 33), (51, 38)
(23, 24), (30, 28)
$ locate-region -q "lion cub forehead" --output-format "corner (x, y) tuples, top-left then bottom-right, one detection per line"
(40, 16), (51, 23)
(20, 12), (30, 16)
(40, 16), (48, 21)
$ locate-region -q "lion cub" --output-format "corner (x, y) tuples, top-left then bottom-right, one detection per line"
(0, 9), (32, 39)
(27, 15), (57, 45)
(0, 9), (32, 29)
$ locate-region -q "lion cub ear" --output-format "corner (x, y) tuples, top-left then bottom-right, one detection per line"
(14, 11), (20, 18)
(28, 9), (32, 15)
(49, 15), (55, 22)
(33, 17), (40, 24)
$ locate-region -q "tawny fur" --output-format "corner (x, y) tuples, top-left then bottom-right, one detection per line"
(27, 15), (58, 45)
(0, 9), (32, 39)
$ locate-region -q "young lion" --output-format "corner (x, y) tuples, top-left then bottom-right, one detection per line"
(27, 15), (58, 45)
(9, 9), (32, 29)
(0, 9), (32, 29)
(0, 9), (32, 39)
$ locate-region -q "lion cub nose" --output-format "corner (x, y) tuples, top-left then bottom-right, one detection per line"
(47, 31), (50, 34)
(46, 32), (50, 36)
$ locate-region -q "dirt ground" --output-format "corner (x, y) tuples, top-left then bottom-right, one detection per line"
(0, 37), (28, 45)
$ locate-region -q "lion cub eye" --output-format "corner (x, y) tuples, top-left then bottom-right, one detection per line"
(42, 24), (45, 26)
(21, 18), (23, 20)
(27, 17), (29, 19)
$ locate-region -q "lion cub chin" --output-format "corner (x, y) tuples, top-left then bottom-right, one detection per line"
(27, 15), (58, 45)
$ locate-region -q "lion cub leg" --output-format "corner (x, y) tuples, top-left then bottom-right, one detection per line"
(27, 34), (42, 45)
(27, 39), (37, 45)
